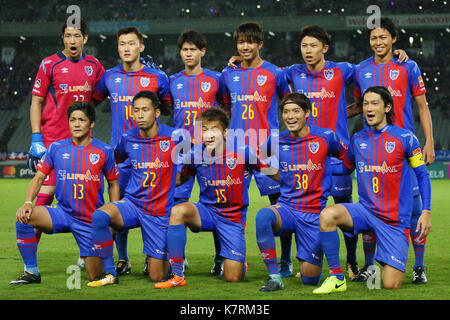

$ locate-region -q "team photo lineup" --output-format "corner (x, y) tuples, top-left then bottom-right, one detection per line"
(4, 1), (447, 301)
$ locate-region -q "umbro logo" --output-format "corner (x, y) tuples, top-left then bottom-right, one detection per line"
(176, 83), (183, 89)
(61, 67), (69, 73)
(233, 76), (240, 82)
(115, 77), (122, 83)
(364, 72), (372, 79)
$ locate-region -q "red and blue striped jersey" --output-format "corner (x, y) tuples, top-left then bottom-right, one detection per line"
(182, 143), (268, 223)
(346, 124), (427, 227)
(220, 61), (290, 151)
(170, 68), (222, 142)
(93, 65), (171, 147)
(32, 52), (105, 146)
(37, 138), (119, 223)
(353, 56), (426, 133)
(262, 126), (350, 213)
(114, 124), (185, 216)
(284, 61), (354, 150)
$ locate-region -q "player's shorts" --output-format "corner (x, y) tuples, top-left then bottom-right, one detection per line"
(45, 204), (97, 257)
(42, 169), (56, 186)
(193, 202), (246, 263)
(270, 202), (323, 267)
(118, 159), (132, 197)
(112, 198), (169, 260)
(331, 163), (352, 198)
(342, 202), (410, 272)
(174, 176), (195, 200)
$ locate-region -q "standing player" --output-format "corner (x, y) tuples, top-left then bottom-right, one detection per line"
(313, 86), (431, 294)
(220, 21), (291, 275)
(170, 29), (224, 275)
(11, 102), (119, 285)
(349, 18), (434, 283)
(27, 18), (105, 267)
(92, 26), (172, 275)
(256, 93), (352, 291)
(155, 107), (278, 288)
(88, 91), (186, 287)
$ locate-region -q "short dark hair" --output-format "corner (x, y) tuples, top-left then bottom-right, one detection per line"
(199, 108), (229, 130)
(280, 92), (312, 113)
(117, 26), (144, 44)
(363, 86), (395, 125)
(369, 17), (398, 40)
(299, 25), (331, 46)
(132, 90), (160, 109)
(62, 18), (88, 36)
(177, 29), (207, 50)
(233, 21), (264, 44)
(67, 101), (96, 122)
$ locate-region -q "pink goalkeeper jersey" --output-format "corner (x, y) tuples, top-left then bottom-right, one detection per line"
(31, 51), (105, 146)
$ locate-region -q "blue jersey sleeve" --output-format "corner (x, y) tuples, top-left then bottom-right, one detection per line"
(93, 72), (108, 101)
(103, 146), (119, 181)
(276, 67), (291, 99)
(114, 133), (128, 163)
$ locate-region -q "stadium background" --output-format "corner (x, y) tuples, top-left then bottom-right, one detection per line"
(0, 0), (449, 303)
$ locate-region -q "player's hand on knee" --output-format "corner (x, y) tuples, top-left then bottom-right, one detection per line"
(416, 210), (431, 240)
(16, 203), (33, 224)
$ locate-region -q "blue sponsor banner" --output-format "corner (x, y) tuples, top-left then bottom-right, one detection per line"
(89, 21), (150, 34)
(435, 150), (450, 162)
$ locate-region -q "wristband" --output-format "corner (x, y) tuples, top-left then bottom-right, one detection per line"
(24, 201), (33, 205)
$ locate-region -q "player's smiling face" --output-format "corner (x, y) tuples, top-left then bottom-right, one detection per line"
(282, 101), (310, 138)
(180, 42), (205, 69)
(68, 110), (94, 140)
(370, 28), (396, 59)
(201, 120), (227, 153)
(363, 91), (391, 130)
(133, 97), (160, 132)
(300, 36), (328, 68)
(118, 33), (144, 64)
(62, 27), (87, 61)
(236, 35), (262, 63)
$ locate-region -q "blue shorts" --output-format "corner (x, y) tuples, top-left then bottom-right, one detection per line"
(45, 204), (97, 257)
(342, 202), (410, 272)
(118, 159), (132, 197)
(174, 176), (195, 200)
(270, 203), (323, 267)
(252, 156), (280, 196)
(331, 163), (353, 198)
(112, 198), (169, 260)
(194, 202), (246, 263)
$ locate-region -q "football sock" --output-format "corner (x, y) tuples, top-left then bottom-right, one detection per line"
(300, 272), (322, 285)
(212, 230), (222, 263)
(279, 232), (292, 264)
(333, 196), (357, 264)
(320, 230), (344, 280)
(34, 193), (54, 244)
(92, 210), (116, 277)
(255, 208), (279, 275)
(16, 222), (39, 275)
(411, 197), (425, 269)
(362, 231), (376, 266)
(114, 229), (129, 262)
(167, 224), (187, 277)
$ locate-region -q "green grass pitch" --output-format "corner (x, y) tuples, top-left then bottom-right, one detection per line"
(0, 178), (449, 300)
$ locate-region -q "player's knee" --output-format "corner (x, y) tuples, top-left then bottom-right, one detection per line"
(170, 204), (191, 224)
(224, 270), (243, 282)
(300, 262), (322, 285)
(319, 206), (339, 228)
(383, 278), (402, 289)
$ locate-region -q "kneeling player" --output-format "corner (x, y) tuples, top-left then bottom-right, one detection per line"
(10, 102), (120, 285)
(88, 91), (186, 287)
(313, 86), (431, 294)
(155, 108), (278, 288)
(256, 93), (351, 291)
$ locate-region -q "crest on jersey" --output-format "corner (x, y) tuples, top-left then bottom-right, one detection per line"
(160, 140), (170, 152)
(226, 157), (237, 170)
(389, 70), (399, 81)
(385, 141), (396, 153)
(257, 75), (267, 86)
(308, 141), (320, 154)
(34, 79), (41, 88)
(89, 153), (100, 165)
(324, 69), (334, 81)
(85, 66), (93, 76)
(280, 162), (288, 172)
(201, 82), (211, 92)
(140, 77), (150, 87)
